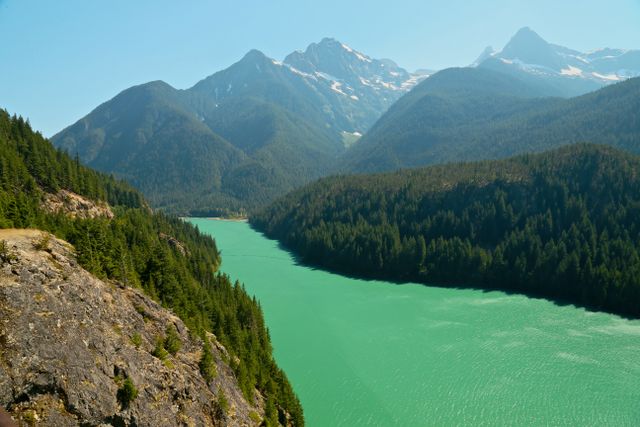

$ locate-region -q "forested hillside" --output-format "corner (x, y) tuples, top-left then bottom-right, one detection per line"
(254, 144), (640, 318)
(0, 110), (303, 425)
(342, 70), (640, 173)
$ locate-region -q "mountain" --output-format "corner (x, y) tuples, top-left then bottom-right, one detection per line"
(253, 144), (640, 319)
(282, 37), (427, 132)
(0, 110), (303, 425)
(52, 39), (426, 215)
(476, 27), (640, 97)
(52, 81), (249, 215)
(341, 69), (640, 173)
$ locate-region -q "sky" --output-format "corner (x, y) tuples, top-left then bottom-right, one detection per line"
(1, 0), (639, 136)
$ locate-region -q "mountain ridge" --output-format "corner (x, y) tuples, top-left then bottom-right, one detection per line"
(475, 27), (640, 96)
(52, 37), (426, 215)
(341, 69), (640, 173)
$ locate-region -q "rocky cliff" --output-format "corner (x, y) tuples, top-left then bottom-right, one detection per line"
(0, 229), (263, 426)
(41, 190), (115, 220)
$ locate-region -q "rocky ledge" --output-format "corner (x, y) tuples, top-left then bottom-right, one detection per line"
(41, 190), (114, 220)
(0, 229), (263, 426)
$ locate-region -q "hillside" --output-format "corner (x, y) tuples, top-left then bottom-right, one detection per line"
(0, 109), (303, 425)
(0, 230), (258, 425)
(52, 39), (426, 215)
(253, 144), (640, 318)
(341, 70), (640, 173)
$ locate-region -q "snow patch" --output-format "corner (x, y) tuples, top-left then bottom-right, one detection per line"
(354, 51), (372, 63)
(569, 55), (590, 64)
(359, 77), (373, 87)
(592, 72), (621, 81)
(340, 43), (353, 53)
(331, 81), (347, 96)
(286, 65), (317, 80)
(375, 78), (399, 91)
(560, 65), (583, 77)
(401, 73), (428, 89)
(316, 71), (339, 81)
(340, 42), (372, 62)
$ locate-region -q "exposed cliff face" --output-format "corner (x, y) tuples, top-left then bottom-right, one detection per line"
(0, 229), (262, 426)
(41, 190), (115, 220)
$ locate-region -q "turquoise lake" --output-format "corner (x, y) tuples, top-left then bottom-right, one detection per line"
(189, 218), (640, 426)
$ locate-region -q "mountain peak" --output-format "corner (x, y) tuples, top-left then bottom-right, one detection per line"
(283, 37), (374, 75)
(515, 26), (537, 36)
(319, 37), (340, 46)
(242, 48), (269, 62)
(500, 27), (564, 70)
(505, 27), (548, 50)
(471, 46), (496, 66)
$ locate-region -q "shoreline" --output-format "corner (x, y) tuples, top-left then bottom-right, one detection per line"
(187, 216), (248, 223)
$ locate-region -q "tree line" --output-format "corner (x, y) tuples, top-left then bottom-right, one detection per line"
(253, 144), (640, 318)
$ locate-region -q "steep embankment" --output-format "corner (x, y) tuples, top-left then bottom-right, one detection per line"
(0, 230), (258, 426)
(0, 110), (303, 426)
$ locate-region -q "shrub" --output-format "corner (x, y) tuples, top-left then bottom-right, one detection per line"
(215, 387), (229, 419)
(0, 240), (16, 264)
(151, 336), (168, 361)
(33, 233), (51, 251)
(199, 340), (217, 382)
(117, 378), (139, 408)
(164, 324), (182, 355)
(130, 332), (142, 349)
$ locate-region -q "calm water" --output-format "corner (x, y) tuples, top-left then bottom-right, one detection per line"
(189, 219), (640, 426)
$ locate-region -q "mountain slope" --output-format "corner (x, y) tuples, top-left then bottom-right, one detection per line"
(342, 70), (640, 173)
(254, 144), (640, 318)
(52, 81), (252, 215)
(0, 110), (303, 425)
(53, 39), (425, 215)
(476, 27), (640, 97)
(0, 229), (260, 426)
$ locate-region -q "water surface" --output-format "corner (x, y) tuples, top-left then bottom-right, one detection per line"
(190, 219), (640, 426)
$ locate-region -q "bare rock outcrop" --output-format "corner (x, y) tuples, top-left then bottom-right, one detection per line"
(0, 229), (262, 426)
(41, 190), (114, 219)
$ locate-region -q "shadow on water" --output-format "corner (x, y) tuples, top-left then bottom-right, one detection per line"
(246, 222), (638, 321)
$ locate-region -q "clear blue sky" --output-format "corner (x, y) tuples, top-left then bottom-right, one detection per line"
(1, 0), (639, 136)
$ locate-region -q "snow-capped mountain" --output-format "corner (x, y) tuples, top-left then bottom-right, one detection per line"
(284, 38), (425, 96)
(190, 38), (428, 135)
(474, 27), (640, 96)
(280, 38), (429, 133)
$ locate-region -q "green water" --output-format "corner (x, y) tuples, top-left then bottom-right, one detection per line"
(190, 219), (640, 426)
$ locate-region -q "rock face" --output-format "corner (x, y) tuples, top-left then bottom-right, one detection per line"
(0, 229), (262, 426)
(41, 190), (115, 220)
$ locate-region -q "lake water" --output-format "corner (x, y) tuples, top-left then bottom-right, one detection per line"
(189, 219), (640, 426)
